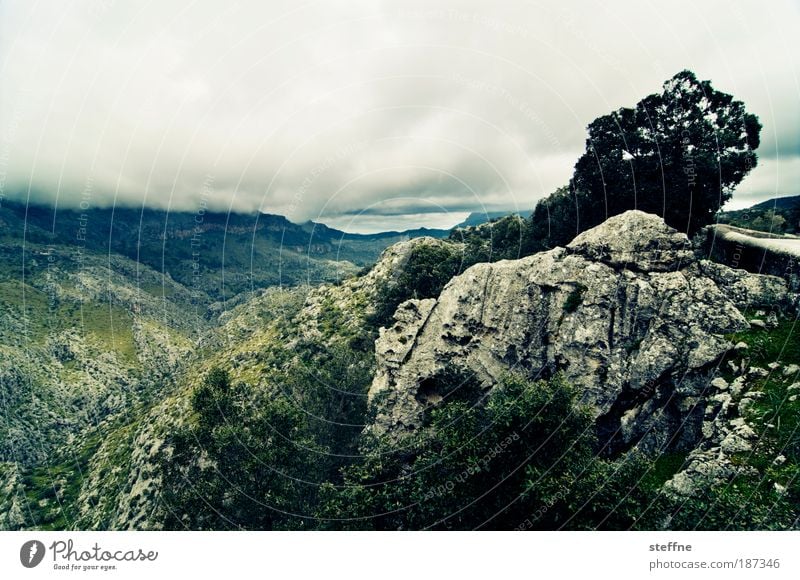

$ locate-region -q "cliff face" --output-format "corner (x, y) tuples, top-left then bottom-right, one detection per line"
(368, 211), (789, 456)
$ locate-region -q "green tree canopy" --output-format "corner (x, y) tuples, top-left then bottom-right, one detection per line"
(531, 70), (761, 248)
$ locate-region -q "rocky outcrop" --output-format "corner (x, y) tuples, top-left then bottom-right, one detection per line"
(367, 211), (790, 456)
(293, 236), (456, 343)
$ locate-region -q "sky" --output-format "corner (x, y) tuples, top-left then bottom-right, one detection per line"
(0, 0), (798, 233)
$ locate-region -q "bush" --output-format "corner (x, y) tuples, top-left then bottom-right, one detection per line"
(318, 372), (657, 530)
(449, 215), (538, 264)
(369, 243), (462, 328)
(160, 368), (323, 530)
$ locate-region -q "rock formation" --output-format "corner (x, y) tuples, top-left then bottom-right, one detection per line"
(368, 211), (789, 459)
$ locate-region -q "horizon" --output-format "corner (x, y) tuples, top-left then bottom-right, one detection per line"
(2, 192), (795, 235)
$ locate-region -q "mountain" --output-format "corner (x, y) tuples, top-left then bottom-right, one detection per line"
(752, 195), (800, 211)
(316, 222), (450, 241)
(0, 200), (454, 529)
(0, 202), (453, 302)
(361, 214), (798, 529)
(4, 211), (796, 530)
(370, 211), (785, 445)
(454, 210), (532, 229)
(718, 195), (800, 235)
(0, 232), (207, 529)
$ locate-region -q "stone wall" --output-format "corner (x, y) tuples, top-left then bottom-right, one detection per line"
(699, 224), (800, 292)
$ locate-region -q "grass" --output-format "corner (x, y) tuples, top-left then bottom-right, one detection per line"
(644, 451), (690, 487)
(0, 281), (50, 324)
(63, 302), (138, 364)
(0, 280), (138, 364)
(19, 431), (103, 530)
(722, 312), (800, 497)
(728, 315), (800, 368)
(139, 283), (175, 298)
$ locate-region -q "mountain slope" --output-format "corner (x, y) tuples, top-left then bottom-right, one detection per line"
(0, 233), (205, 529)
(752, 195), (800, 211)
(65, 236), (458, 529)
(2, 210), (797, 530)
(718, 195), (800, 235)
(454, 210), (532, 229)
(1, 202), (452, 301)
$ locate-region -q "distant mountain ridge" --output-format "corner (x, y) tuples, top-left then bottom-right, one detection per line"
(719, 194), (800, 235)
(454, 210), (532, 229)
(751, 195), (800, 211)
(300, 219), (450, 241)
(0, 201), (526, 300)
(0, 201), (457, 301)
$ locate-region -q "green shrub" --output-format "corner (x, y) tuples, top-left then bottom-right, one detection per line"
(318, 372), (658, 530)
(160, 367), (324, 530)
(369, 243), (462, 328)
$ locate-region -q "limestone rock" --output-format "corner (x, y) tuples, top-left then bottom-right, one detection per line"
(566, 210), (694, 271)
(710, 377), (728, 391)
(693, 260), (788, 310)
(783, 364), (799, 377)
(366, 211), (785, 455)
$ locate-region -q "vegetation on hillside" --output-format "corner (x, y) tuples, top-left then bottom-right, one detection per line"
(2, 68), (796, 532)
(368, 243), (465, 328)
(718, 197), (800, 235)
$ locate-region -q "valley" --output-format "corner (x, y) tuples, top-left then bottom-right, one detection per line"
(1, 202), (797, 530)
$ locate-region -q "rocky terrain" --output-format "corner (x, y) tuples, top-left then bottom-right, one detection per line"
(365, 211), (797, 525)
(369, 212), (786, 447)
(0, 237), (206, 529)
(1, 210), (798, 530)
(6, 236), (455, 530)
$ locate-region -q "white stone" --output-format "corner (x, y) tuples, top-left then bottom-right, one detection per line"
(710, 377), (729, 390)
(782, 364), (799, 377)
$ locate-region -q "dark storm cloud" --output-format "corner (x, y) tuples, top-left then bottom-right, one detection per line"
(1, 0), (798, 231)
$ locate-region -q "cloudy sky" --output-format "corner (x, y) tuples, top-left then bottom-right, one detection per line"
(1, 0), (798, 233)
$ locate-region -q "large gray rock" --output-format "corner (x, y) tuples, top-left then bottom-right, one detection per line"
(691, 260), (789, 310)
(566, 210), (694, 271)
(367, 211), (788, 454)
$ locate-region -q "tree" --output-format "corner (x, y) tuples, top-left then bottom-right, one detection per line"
(532, 70), (761, 248)
(790, 202), (800, 234)
(449, 214), (537, 264)
(751, 210), (786, 234)
(159, 367), (323, 530)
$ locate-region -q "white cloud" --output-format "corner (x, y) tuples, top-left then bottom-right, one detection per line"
(1, 0), (798, 231)
(726, 155), (800, 209)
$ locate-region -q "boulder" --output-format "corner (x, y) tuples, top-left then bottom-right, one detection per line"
(366, 211), (788, 457)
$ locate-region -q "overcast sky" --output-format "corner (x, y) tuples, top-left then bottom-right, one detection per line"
(1, 0), (798, 233)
